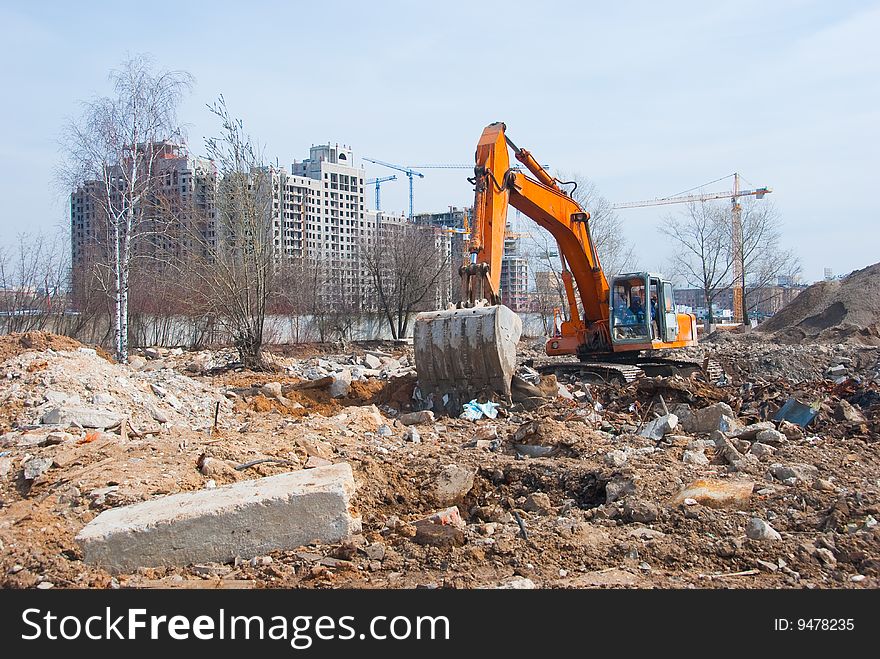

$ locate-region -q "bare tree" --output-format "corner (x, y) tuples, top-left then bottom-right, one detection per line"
(523, 227), (568, 322)
(181, 97), (274, 369)
(555, 172), (635, 277)
(0, 232), (69, 334)
(660, 201), (733, 326)
(732, 198), (801, 323)
(60, 55), (193, 361)
(363, 223), (450, 340)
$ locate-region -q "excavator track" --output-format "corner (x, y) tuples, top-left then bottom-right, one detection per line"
(528, 355), (726, 385)
(528, 358), (644, 384)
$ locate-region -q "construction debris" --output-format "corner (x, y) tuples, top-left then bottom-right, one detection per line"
(0, 325), (877, 589)
(76, 463), (360, 571)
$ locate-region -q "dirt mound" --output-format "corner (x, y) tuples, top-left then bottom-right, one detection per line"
(759, 263), (880, 345)
(0, 332), (88, 362)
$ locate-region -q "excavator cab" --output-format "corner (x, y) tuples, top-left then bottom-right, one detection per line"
(610, 273), (693, 347)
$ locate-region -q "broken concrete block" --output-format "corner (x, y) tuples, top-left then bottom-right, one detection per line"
(622, 498), (659, 523)
(198, 456), (238, 478)
(44, 431), (73, 445)
(41, 406), (125, 429)
(364, 354), (382, 370)
(746, 518), (781, 541)
(412, 523), (465, 548)
(605, 449), (629, 467)
(91, 393), (114, 406)
(23, 456), (53, 480)
(778, 420), (804, 440)
(404, 427), (421, 443)
(755, 428), (787, 445)
(474, 425), (498, 441)
(330, 369), (352, 398)
(835, 400), (866, 423)
(682, 449), (709, 466)
(340, 404), (384, 431)
(128, 356), (147, 370)
(729, 421), (775, 441)
(770, 463), (818, 484)
(639, 413), (678, 441)
(712, 430), (744, 466)
(681, 402), (740, 434)
(433, 464), (475, 504)
(0, 457), (13, 480)
(398, 410), (435, 426)
(826, 364), (847, 377)
(494, 577), (536, 589)
(523, 492), (553, 515)
(148, 404), (169, 424)
(749, 442), (776, 460)
(76, 463), (361, 571)
(605, 475), (636, 503)
(261, 382), (283, 399)
(671, 478), (754, 509)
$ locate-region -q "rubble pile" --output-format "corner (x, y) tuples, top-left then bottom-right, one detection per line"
(670, 335), (880, 383)
(758, 261), (880, 345)
(0, 346), (231, 434)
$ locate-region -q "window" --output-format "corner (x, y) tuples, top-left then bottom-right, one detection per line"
(611, 276), (649, 341)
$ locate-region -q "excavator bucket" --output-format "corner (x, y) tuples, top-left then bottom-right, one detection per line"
(413, 305), (522, 414)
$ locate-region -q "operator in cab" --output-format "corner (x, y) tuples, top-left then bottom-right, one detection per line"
(629, 295), (645, 322)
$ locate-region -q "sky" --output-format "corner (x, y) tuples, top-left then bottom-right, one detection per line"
(1, 0), (877, 283)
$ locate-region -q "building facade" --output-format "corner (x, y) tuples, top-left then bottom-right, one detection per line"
(70, 142), (217, 302)
(499, 225), (530, 311)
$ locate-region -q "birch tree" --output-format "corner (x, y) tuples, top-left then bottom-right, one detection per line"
(61, 55), (193, 361)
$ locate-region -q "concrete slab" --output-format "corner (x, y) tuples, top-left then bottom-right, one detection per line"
(76, 463), (360, 571)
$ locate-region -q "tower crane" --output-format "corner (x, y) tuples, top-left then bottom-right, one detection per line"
(362, 158), (424, 218)
(407, 163), (537, 171)
(365, 175), (397, 211)
(611, 173), (772, 324)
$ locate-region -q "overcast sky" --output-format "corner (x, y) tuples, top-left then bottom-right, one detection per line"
(1, 0), (877, 283)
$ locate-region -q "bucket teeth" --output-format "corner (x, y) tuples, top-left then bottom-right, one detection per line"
(413, 305), (522, 414)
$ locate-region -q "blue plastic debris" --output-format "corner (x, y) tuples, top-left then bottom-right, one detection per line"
(460, 400), (500, 421)
(773, 397), (820, 427)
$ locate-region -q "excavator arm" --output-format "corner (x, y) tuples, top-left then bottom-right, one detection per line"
(466, 122), (612, 352)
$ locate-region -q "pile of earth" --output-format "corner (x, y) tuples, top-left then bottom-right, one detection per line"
(758, 263), (880, 345)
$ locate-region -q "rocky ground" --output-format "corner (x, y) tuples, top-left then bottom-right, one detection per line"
(0, 331), (877, 590)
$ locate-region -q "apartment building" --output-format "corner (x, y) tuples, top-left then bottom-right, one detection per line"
(70, 142), (217, 299)
(499, 224), (530, 311)
(70, 140), (449, 314)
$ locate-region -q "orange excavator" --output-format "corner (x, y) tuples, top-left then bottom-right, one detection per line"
(414, 122), (700, 410)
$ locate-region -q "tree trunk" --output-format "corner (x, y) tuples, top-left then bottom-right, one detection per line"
(237, 332), (264, 370)
(740, 269), (750, 325)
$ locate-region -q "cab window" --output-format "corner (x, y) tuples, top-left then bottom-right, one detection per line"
(611, 276), (649, 340)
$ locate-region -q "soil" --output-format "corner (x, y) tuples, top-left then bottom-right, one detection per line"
(0, 332), (87, 363)
(0, 332), (877, 590)
(759, 262), (880, 345)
